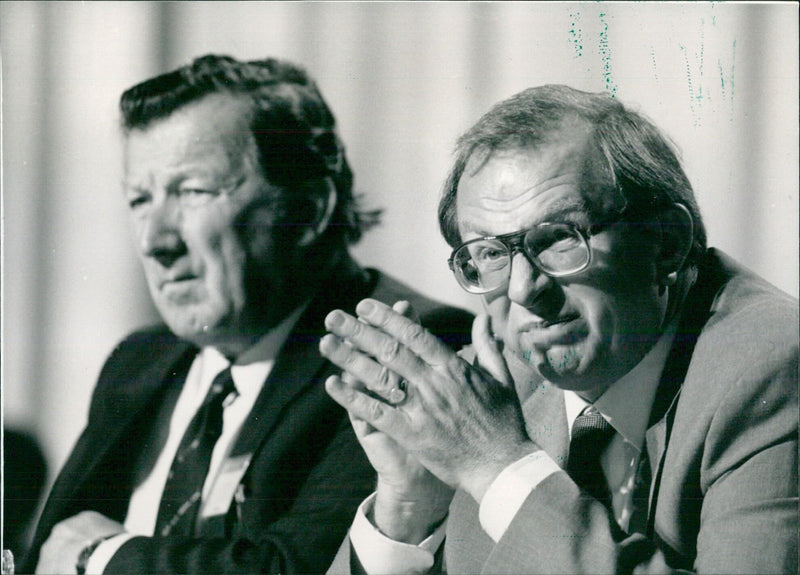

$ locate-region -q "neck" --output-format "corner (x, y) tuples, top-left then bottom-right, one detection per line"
(210, 246), (356, 360)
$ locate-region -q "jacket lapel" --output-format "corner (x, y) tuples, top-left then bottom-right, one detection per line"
(227, 327), (329, 459)
(521, 379), (569, 467)
(640, 253), (724, 535)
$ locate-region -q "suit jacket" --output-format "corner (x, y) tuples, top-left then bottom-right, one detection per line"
(24, 259), (474, 574)
(333, 249), (798, 574)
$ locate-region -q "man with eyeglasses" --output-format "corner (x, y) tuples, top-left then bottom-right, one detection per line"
(320, 85), (798, 573)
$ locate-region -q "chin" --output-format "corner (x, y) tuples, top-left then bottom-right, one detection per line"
(160, 305), (230, 340)
(533, 341), (603, 388)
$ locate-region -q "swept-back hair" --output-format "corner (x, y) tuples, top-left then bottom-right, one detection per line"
(438, 85), (706, 267)
(121, 54), (379, 243)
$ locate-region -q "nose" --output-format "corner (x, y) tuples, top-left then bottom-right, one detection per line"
(506, 251), (552, 308)
(138, 199), (187, 268)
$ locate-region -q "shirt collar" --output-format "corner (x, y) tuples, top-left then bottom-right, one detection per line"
(564, 320), (677, 452)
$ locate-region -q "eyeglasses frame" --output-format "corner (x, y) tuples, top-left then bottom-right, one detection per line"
(447, 218), (623, 294)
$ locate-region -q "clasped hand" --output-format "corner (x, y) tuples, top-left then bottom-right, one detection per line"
(320, 298), (536, 505)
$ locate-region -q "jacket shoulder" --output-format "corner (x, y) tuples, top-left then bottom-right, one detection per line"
(101, 324), (184, 370)
(674, 250), (798, 462)
(692, 250), (798, 379)
(92, 325), (192, 397)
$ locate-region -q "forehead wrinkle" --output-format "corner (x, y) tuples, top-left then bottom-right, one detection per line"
(480, 171), (581, 210)
(458, 195), (589, 237)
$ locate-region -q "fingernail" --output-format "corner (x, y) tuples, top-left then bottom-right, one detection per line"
(326, 311), (345, 328)
(319, 334), (337, 354)
(357, 300), (375, 317)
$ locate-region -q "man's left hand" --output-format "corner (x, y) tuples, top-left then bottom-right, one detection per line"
(321, 298), (539, 502)
(36, 511), (124, 574)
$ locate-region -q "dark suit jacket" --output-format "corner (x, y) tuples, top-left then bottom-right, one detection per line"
(332, 249), (798, 574)
(24, 260), (474, 574)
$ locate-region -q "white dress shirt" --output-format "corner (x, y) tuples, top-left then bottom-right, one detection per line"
(87, 305), (305, 573)
(350, 324), (676, 573)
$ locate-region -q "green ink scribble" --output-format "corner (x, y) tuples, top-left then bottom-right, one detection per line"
(680, 44), (700, 127)
(598, 12), (617, 97)
(696, 48), (704, 106)
(725, 39), (736, 123)
(699, 18), (705, 81)
(569, 10), (583, 57)
(556, 348), (579, 370)
(650, 46), (658, 81)
(521, 350), (531, 362)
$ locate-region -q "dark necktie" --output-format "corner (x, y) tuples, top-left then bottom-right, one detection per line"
(567, 406), (616, 510)
(155, 367), (236, 537)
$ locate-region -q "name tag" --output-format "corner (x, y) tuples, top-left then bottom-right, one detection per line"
(201, 453), (253, 518)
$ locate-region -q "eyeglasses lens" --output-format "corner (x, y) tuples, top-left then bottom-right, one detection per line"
(524, 225), (589, 276)
(454, 239), (510, 293)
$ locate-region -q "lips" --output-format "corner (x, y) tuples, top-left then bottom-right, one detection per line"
(517, 314), (587, 348)
(159, 272), (198, 289)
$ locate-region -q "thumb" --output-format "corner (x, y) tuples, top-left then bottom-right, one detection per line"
(472, 314), (512, 387)
(392, 299), (421, 324)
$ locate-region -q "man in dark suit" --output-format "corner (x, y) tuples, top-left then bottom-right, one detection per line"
(26, 54), (473, 574)
(321, 85), (798, 573)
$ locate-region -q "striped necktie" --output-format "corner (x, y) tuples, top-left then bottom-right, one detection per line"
(155, 367), (236, 537)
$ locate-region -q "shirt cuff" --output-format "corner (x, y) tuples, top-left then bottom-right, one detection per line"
(85, 533), (136, 574)
(478, 450), (561, 542)
(350, 493), (447, 574)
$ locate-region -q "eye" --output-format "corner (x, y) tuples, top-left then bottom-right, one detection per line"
(177, 187), (220, 208)
(474, 245), (505, 263)
(526, 225), (580, 254)
(468, 242), (509, 273)
(126, 192), (151, 210)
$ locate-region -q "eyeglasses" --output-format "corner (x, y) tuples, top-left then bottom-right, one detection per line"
(448, 222), (600, 294)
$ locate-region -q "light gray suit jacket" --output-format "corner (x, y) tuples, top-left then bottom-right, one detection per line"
(330, 249), (798, 574)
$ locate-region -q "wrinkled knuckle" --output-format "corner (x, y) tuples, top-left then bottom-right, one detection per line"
(379, 338), (401, 362)
(367, 398), (386, 420)
(402, 322), (427, 345)
(377, 365), (393, 389)
(371, 307), (390, 327)
(341, 348), (358, 367)
(341, 370), (361, 387)
(349, 319), (364, 338)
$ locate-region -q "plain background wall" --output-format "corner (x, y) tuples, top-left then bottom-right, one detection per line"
(2, 1), (798, 493)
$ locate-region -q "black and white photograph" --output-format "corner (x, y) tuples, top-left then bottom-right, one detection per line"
(2, 2), (797, 573)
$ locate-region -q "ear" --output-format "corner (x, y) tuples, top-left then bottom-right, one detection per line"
(656, 202), (694, 287)
(298, 178), (337, 247)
